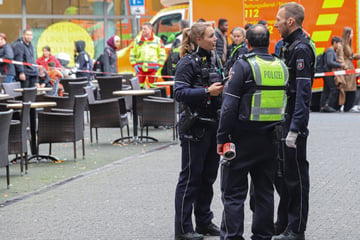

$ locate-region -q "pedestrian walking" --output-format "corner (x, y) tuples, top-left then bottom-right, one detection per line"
(217, 24), (288, 240)
(174, 22), (224, 240)
(273, 3), (316, 240)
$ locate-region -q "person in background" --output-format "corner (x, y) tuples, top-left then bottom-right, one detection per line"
(335, 40), (346, 109)
(174, 22), (224, 240)
(244, 23), (253, 31)
(103, 35), (121, 76)
(130, 22), (166, 88)
(36, 66), (51, 88)
(47, 61), (64, 96)
(215, 18), (229, 64)
(167, 20), (190, 45)
(162, 20), (190, 78)
(13, 28), (38, 87)
(320, 36), (344, 112)
(258, 19), (268, 27)
(340, 27), (360, 112)
(36, 46), (61, 71)
(273, 3), (316, 240)
(217, 23), (288, 240)
(74, 40), (93, 84)
(0, 33), (15, 83)
(224, 26), (248, 76)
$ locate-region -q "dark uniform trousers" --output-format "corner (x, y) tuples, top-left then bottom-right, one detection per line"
(276, 133), (309, 233)
(175, 125), (219, 235)
(220, 129), (277, 240)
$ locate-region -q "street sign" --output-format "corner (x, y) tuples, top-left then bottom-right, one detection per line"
(130, 0), (145, 15)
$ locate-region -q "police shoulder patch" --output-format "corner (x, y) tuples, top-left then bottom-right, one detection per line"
(296, 59), (304, 71)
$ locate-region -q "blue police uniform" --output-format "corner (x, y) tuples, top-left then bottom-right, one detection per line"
(275, 28), (315, 235)
(217, 47), (288, 240)
(174, 47), (222, 236)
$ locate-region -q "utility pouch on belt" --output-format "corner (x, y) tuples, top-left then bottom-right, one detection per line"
(180, 107), (199, 132)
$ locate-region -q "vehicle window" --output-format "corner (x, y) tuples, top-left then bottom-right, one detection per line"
(152, 13), (182, 44)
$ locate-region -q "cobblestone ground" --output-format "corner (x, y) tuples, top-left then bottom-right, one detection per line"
(0, 112), (359, 239)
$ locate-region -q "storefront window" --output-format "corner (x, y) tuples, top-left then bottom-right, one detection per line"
(0, 0), (21, 14)
(0, 19), (22, 44)
(26, 0), (105, 15)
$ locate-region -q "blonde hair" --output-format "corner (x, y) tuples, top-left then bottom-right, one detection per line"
(179, 28), (193, 58)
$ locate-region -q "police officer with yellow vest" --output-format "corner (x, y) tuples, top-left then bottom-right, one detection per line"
(217, 24), (288, 240)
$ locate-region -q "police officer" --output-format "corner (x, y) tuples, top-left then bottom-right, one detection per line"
(217, 24), (288, 240)
(174, 22), (224, 240)
(273, 3), (316, 240)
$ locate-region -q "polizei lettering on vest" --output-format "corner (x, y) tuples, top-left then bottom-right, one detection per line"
(263, 70), (283, 79)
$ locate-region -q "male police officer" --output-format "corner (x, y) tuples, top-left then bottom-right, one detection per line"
(273, 3), (316, 240)
(217, 24), (288, 240)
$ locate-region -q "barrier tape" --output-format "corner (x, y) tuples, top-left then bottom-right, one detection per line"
(6, 57), (357, 79)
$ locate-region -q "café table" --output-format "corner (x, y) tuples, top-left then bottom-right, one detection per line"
(113, 89), (157, 144)
(0, 93), (14, 102)
(6, 101), (58, 161)
(152, 81), (175, 98)
(13, 87), (53, 92)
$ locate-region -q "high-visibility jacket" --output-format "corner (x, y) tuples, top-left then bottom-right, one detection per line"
(245, 55), (288, 121)
(129, 33), (166, 71)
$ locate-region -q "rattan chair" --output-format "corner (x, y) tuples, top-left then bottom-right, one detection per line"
(2, 82), (22, 100)
(8, 102), (31, 175)
(37, 93), (88, 160)
(60, 77), (88, 93)
(0, 109), (13, 188)
(84, 86), (129, 143)
(96, 75), (123, 99)
(141, 97), (177, 141)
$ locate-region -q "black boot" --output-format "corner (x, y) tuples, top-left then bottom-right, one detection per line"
(195, 222), (220, 236)
(273, 230), (305, 240)
(174, 232), (203, 240)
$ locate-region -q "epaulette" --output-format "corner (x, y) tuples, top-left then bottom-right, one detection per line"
(241, 52), (256, 60)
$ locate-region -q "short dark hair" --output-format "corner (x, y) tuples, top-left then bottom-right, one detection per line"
(258, 20), (268, 26)
(43, 46), (51, 52)
(331, 36), (341, 45)
(218, 18), (228, 27)
(246, 24), (270, 48)
(244, 23), (253, 31)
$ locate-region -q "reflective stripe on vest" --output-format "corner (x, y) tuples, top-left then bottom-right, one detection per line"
(247, 56), (288, 121)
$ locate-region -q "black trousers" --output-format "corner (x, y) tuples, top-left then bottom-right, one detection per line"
(320, 76), (338, 109)
(276, 134), (309, 233)
(220, 130), (277, 240)
(344, 91), (356, 112)
(19, 75), (37, 88)
(174, 126), (219, 235)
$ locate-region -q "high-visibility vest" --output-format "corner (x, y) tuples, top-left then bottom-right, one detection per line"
(246, 55), (288, 121)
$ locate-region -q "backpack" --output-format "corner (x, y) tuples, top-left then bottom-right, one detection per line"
(161, 38), (181, 78)
(93, 53), (104, 77)
(315, 52), (327, 73)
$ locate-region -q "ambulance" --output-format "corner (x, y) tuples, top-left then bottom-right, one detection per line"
(117, 0), (358, 110)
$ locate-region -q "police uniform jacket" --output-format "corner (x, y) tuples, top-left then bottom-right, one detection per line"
(217, 48), (280, 145)
(282, 28), (315, 136)
(174, 47), (222, 136)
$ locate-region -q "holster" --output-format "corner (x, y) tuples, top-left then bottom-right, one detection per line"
(180, 107), (199, 132)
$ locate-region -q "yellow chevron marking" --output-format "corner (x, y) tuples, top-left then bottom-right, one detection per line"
(322, 0), (344, 8)
(311, 31), (332, 42)
(316, 47), (325, 55)
(316, 14), (339, 25)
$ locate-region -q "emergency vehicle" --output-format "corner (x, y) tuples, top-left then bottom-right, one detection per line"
(117, 0), (358, 110)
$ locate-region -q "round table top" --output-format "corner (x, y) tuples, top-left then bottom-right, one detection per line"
(152, 81), (174, 86)
(113, 89), (156, 96)
(6, 101), (57, 109)
(14, 87), (53, 92)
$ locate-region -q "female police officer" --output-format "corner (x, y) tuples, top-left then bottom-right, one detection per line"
(174, 22), (224, 240)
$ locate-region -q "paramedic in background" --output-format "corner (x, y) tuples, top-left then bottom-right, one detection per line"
(273, 3), (316, 240)
(130, 22), (166, 88)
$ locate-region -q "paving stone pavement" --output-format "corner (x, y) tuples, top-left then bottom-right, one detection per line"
(0, 112), (360, 239)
